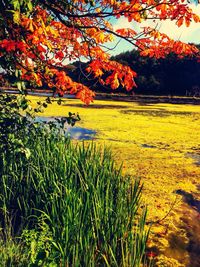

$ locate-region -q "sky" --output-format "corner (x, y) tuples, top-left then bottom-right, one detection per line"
(107, 3), (200, 56)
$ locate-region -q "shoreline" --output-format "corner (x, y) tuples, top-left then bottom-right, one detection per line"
(1, 87), (200, 105)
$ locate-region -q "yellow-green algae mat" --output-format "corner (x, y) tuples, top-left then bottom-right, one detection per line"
(29, 95), (200, 267)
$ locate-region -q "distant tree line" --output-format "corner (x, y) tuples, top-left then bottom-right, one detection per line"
(1, 46), (200, 97)
(111, 46), (200, 96)
(67, 45), (200, 96)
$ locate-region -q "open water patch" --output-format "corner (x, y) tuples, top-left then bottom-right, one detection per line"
(186, 153), (200, 166)
(141, 143), (157, 149)
(35, 116), (96, 140)
(3, 89), (75, 98)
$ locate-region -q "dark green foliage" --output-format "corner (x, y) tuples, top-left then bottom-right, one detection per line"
(0, 94), (81, 159)
(0, 94), (33, 159)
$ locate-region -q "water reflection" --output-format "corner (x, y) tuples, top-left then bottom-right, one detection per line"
(35, 116), (96, 140)
(66, 127), (96, 140)
(3, 89), (75, 98)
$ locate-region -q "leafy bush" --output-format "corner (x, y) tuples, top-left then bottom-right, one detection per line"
(0, 94), (32, 159)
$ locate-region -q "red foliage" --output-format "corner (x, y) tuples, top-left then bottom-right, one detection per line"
(0, 1), (199, 103)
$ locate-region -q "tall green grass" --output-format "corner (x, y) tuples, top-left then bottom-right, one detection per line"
(0, 117), (149, 266)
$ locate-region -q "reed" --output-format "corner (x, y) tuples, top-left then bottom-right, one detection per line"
(0, 97), (149, 266)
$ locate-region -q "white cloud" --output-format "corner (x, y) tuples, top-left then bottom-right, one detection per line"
(113, 17), (135, 31)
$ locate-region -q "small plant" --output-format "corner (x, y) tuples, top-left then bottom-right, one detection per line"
(21, 216), (57, 266)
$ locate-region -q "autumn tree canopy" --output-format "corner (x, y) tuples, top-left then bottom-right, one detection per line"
(0, 0), (199, 103)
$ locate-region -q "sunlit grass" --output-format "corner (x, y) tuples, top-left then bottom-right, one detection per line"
(27, 95), (200, 266)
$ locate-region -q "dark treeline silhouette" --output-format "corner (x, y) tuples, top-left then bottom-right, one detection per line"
(1, 46), (200, 97)
(111, 47), (200, 96)
(67, 46), (200, 97)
